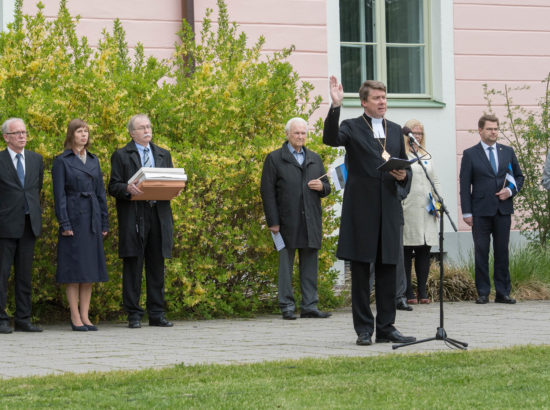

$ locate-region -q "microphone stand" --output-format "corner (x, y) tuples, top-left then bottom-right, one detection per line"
(393, 139), (468, 350)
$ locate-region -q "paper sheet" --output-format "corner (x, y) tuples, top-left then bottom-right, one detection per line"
(271, 231), (285, 251)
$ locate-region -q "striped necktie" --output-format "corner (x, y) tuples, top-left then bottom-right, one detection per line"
(16, 153), (25, 187)
(143, 147), (151, 168)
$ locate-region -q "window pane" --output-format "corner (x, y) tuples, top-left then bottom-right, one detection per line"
(341, 45), (375, 93)
(385, 0), (423, 44)
(340, 0), (374, 43)
(386, 46), (424, 93)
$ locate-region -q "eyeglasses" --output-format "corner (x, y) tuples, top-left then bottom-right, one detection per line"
(134, 125), (153, 131)
(412, 132), (424, 136)
(5, 131), (27, 136)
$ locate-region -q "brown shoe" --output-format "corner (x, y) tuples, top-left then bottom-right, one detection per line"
(419, 298), (431, 304)
(407, 299), (418, 305)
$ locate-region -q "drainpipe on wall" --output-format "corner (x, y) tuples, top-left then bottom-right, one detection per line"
(180, 0), (196, 73)
(182, 0), (195, 32)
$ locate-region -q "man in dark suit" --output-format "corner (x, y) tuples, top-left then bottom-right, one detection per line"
(260, 117), (332, 320)
(109, 114), (178, 329)
(460, 114), (524, 305)
(323, 76), (415, 346)
(0, 118), (43, 334)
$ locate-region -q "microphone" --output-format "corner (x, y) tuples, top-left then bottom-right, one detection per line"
(402, 126), (420, 147)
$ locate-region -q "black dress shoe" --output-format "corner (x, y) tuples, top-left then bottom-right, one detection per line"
(300, 310), (332, 318)
(356, 333), (372, 346)
(70, 320), (88, 331)
(375, 329), (416, 343)
(396, 301), (413, 311)
(14, 321), (43, 332)
(495, 295), (516, 304)
(0, 321), (12, 334)
(84, 324), (98, 331)
(149, 317), (173, 327)
(476, 295), (489, 304)
(282, 311), (297, 320)
(128, 320), (141, 329)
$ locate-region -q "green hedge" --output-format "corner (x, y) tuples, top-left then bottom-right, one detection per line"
(0, 0), (342, 321)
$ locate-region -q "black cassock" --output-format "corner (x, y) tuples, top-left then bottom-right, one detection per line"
(323, 106), (411, 265)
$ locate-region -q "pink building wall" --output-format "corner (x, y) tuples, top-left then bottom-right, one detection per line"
(22, 0), (184, 61)
(454, 0), (550, 230)
(192, 0), (329, 120)
(21, 0), (329, 120)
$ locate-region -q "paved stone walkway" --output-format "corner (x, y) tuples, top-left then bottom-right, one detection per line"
(1, 301), (549, 379)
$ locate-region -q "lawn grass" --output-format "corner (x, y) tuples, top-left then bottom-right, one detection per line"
(2, 345), (550, 409)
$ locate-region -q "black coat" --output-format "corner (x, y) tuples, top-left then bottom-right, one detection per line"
(323, 106), (411, 264)
(0, 149), (43, 238)
(260, 142), (331, 249)
(459, 142), (524, 217)
(52, 150), (109, 283)
(108, 141), (174, 258)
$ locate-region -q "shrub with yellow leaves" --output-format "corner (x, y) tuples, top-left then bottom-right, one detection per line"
(0, 0), (341, 321)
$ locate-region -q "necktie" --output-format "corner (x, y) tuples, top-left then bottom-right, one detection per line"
(488, 146), (497, 174)
(16, 153), (25, 187)
(143, 147), (151, 167)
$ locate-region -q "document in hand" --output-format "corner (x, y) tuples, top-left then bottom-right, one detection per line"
(376, 157), (417, 172)
(128, 167), (187, 201)
(271, 231), (285, 251)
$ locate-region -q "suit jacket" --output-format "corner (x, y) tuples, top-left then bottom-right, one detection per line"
(108, 141), (174, 258)
(459, 142), (524, 217)
(323, 106), (411, 264)
(260, 142), (331, 249)
(0, 148), (43, 238)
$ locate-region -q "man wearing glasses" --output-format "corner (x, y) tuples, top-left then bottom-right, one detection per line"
(109, 114), (175, 329)
(0, 118), (44, 334)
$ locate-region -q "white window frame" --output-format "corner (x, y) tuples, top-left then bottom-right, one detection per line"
(339, 0), (432, 99)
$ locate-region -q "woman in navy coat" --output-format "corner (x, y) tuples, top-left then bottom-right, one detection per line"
(52, 119), (109, 331)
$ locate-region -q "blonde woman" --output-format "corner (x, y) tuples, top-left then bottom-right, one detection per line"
(402, 119), (440, 304)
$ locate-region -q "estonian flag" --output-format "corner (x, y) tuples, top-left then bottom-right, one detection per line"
(505, 162), (517, 191)
(330, 163), (347, 191)
(426, 192), (439, 219)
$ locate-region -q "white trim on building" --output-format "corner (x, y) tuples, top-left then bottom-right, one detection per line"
(1, 0), (16, 31)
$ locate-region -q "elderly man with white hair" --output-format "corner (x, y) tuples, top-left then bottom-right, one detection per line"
(260, 117), (332, 320)
(108, 114), (176, 329)
(0, 118), (44, 334)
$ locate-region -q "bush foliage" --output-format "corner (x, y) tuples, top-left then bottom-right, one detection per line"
(0, 0), (341, 321)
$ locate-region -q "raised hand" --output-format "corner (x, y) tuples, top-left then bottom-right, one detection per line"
(329, 75), (344, 107)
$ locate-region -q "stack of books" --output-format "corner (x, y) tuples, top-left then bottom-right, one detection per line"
(128, 167), (187, 200)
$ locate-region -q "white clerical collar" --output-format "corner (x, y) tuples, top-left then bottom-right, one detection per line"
(371, 117), (385, 139)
